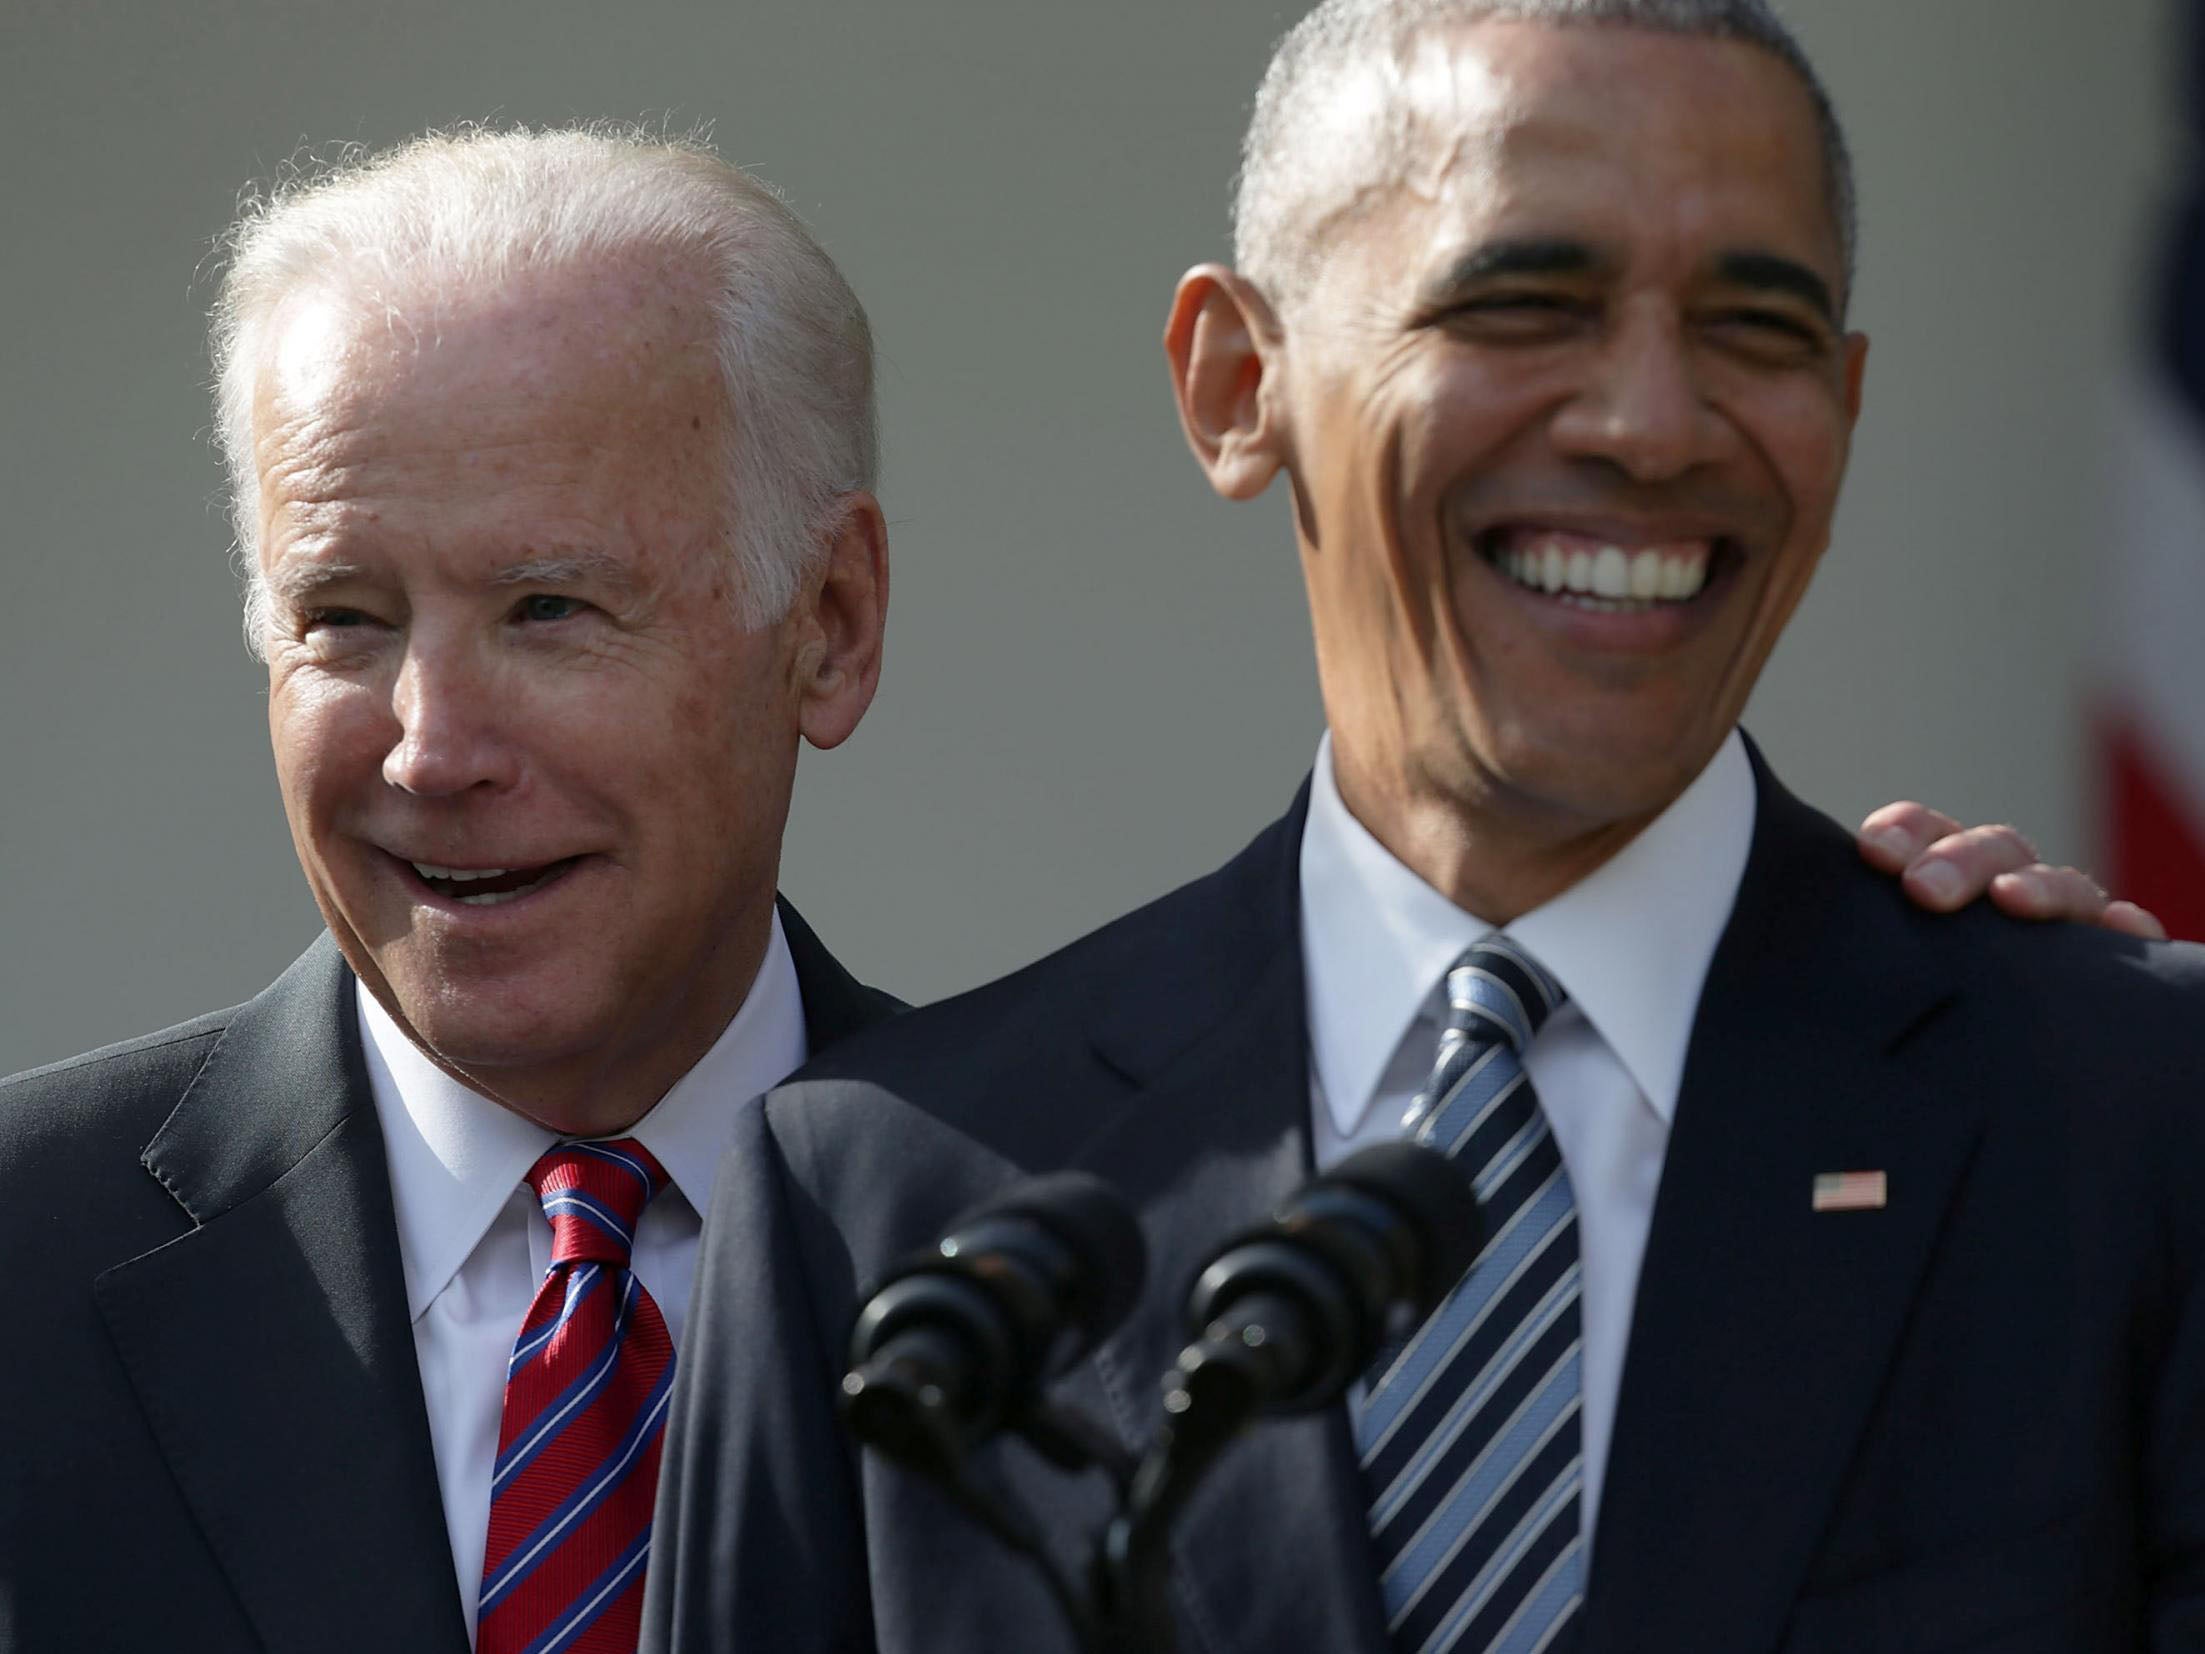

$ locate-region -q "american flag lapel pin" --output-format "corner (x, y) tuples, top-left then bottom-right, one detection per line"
(1812, 1170), (1887, 1213)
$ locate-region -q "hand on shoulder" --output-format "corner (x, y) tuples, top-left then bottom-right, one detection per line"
(1858, 802), (2166, 939)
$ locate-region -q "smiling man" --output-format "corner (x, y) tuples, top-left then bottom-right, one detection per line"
(0, 130), (896, 1653)
(0, 90), (2150, 1654)
(648, 5), (2205, 1651)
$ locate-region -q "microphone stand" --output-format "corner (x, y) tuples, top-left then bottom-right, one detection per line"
(855, 1295), (1309, 1653)
(1094, 1289), (1315, 1653)
(843, 1344), (1138, 1653)
(846, 1144), (1477, 1652)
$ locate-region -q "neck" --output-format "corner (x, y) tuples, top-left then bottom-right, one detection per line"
(397, 904), (776, 1138)
(1330, 745), (1657, 925)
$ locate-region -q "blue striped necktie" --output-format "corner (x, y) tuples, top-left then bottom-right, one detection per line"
(1353, 936), (1584, 1653)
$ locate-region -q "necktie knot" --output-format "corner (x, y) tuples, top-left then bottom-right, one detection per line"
(1443, 934), (1567, 1056)
(527, 1138), (668, 1267)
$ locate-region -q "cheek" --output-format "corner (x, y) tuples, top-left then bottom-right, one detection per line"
(268, 675), (373, 820)
(620, 651), (798, 818)
(1741, 382), (1852, 515)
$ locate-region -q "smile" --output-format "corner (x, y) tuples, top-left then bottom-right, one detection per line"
(407, 858), (580, 906)
(1479, 529), (1729, 612)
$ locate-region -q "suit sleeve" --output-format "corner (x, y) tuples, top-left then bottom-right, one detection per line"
(2145, 953), (2205, 1649)
(642, 1097), (876, 1654)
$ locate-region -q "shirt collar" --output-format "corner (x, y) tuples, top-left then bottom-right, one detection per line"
(361, 907), (811, 1321)
(1299, 729), (1754, 1140)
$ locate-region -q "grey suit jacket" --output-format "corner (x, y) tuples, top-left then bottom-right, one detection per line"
(0, 900), (893, 1654)
(646, 757), (2205, 1654)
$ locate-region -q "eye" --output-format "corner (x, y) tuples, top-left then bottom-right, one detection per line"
(1703, 308), (1828, 361)
(1439, 290), (1594, 340)
(513, 593), (585, 624)
(303, 607), (376, 632)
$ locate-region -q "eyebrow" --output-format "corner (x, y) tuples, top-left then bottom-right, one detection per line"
(1422, 239), (1840, 327)
(1422, 239), (1605, 305)
(1713, 251), (1838, 326)
(264, 560), (373, 608)
(263, 549), (640, 607)
(489, 550), (639, 593)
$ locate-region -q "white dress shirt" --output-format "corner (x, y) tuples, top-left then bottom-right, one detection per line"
(1299, 730), (1754, 1557)
(358, 908), (809, 1643)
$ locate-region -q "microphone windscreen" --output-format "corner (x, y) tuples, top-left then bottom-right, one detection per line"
(1316, 1141), (1483, 1303)
(981, 1170), (1147, 1346)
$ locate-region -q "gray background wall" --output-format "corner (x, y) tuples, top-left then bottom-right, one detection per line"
(0, 0), (2172, 1072)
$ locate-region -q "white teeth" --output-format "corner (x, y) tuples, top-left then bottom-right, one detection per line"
(456, 888), (526, 907)
(411, 863), (512, 882)
(1591, 546), (1630, 598)
(1489, 533), (1713, 607)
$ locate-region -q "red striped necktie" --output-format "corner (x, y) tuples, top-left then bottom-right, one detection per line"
(477, 1139), (675, 1654)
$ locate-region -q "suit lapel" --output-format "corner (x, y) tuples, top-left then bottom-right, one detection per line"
(1581, 760), (1983, 1654)
(93, 938), (469, 1654)
(778, 892), (903, 1053)
(1070, 789), (1393, 1654)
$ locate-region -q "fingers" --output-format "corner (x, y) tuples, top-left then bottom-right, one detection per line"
(1856, 801), (1964, 873)
(1859, 809), (2041, 911)
(1983, 864), (2109, 924)
(2100, 899), (2169, 942)
(1904, 822), (2044, 910)
(1986, 869), (2168, 934)
(1858, 802), (2169, 935)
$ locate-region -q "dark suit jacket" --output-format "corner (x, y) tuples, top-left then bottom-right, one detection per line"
(0, 900), (893, 1654)
(646, 758), (2205, 1654)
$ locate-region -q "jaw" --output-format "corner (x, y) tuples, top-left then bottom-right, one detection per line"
(1428, 537), (1770, 822)
(317, 832), (780, 1133)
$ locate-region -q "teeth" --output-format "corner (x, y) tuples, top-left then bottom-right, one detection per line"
(1488, 533), (1712, 606)
(411, 863), (513, 882)
(456, 887), (528, 907)
(1591, 546), (1630, 598)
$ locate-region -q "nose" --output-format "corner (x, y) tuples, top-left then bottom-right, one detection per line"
(1548, 307), (1727, 483)
(381, 640), (520, 797)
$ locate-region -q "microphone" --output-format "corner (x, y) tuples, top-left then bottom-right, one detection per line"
(841, 1171), (1147, 1473)
(1174, 1140), (1483, 1417)
(1095, 1142), (1484, 1639)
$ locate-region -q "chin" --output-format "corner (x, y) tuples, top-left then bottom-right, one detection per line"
(385, 978), (600, 1073)
(1474, 724), (1715, 831)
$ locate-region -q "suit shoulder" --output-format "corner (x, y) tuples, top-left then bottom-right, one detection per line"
(791, 882), (1192, 1088)
(1, 1006), (237, 1166)
(1914, 897), (2205, 1029)
(787, 809), (1295, 1101)
(1756, 767), (2205, 1035)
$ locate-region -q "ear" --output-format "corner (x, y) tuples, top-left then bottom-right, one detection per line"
(1841, 330), (1869, 425)
(1164, 263), (1288, 501)
(793, 490), (888, 751)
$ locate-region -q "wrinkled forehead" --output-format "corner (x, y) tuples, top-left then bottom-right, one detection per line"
(250, 255), (722, 433)
(1280, 20), (1841, 303)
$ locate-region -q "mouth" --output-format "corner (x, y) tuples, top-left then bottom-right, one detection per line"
(400, 856), (584, 907)
(1475, 526), (1741, 613)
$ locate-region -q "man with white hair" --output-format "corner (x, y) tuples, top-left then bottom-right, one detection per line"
(646, 2), (2205, 1649)
(0, 128), (895, 1653)
(0, 112), (2135, 1654)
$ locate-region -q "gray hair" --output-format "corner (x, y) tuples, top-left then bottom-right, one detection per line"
(212, 124), (877, 653)
(1233, 0), (1856, 314)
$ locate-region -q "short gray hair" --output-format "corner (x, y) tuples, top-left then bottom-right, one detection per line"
(1233, 0), (1855, 313)
(212, 124), (877, 652)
